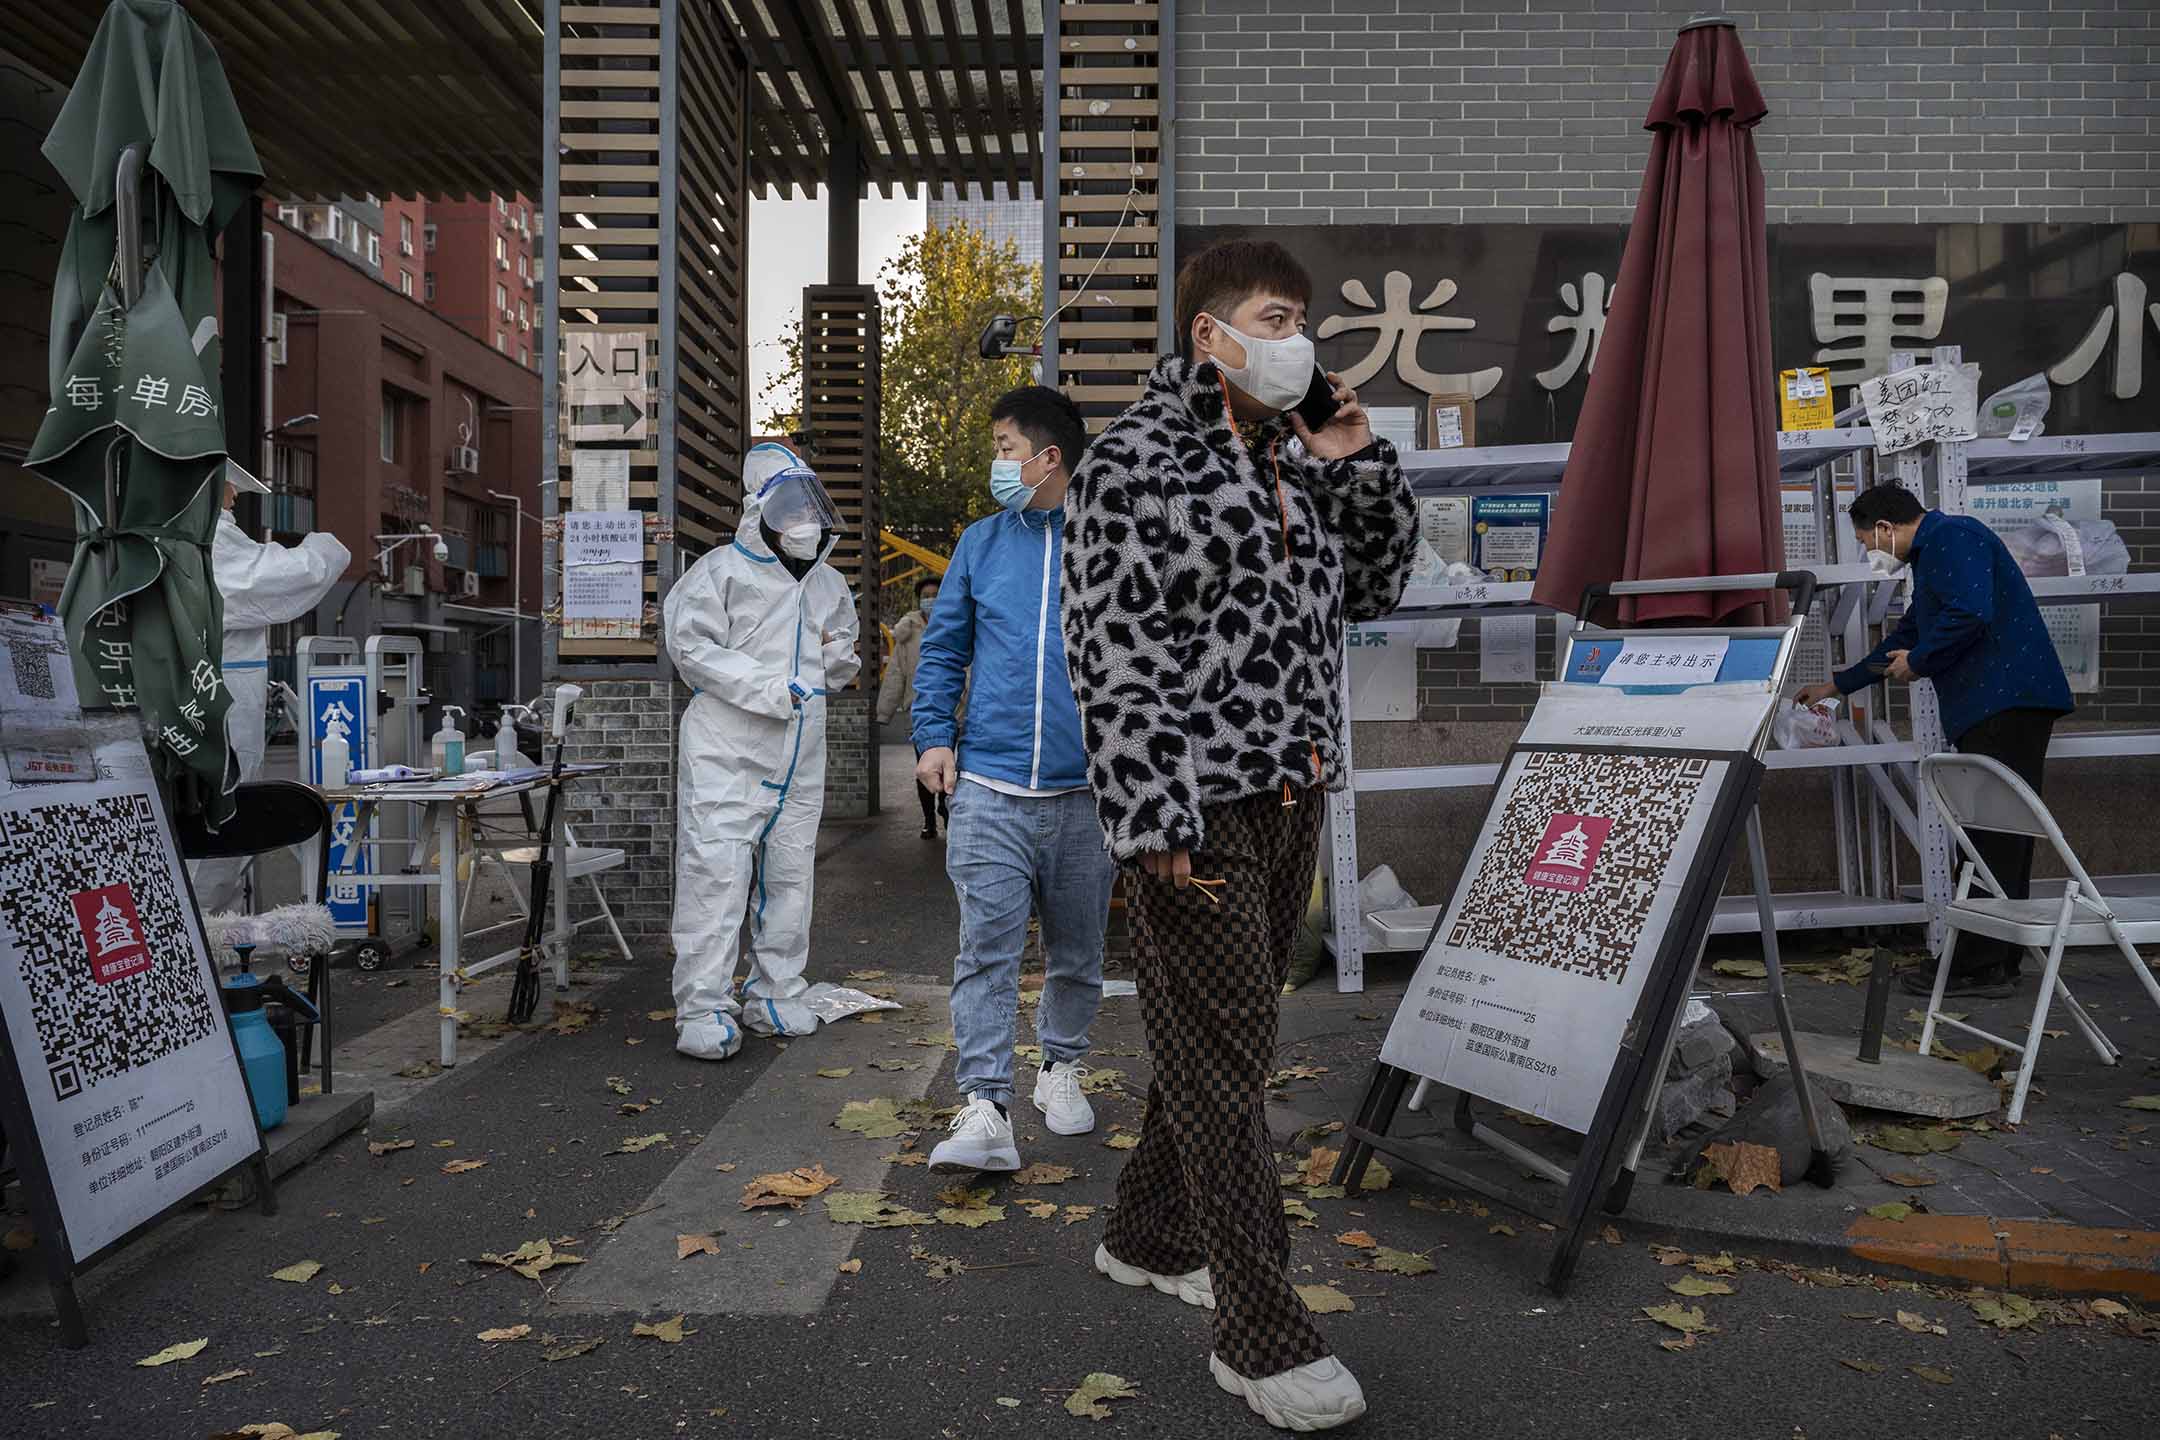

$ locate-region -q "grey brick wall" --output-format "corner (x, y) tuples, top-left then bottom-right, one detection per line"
(561, 679), (679, 940)
(824, 694), (878, 820)
(1176, 0), (2160, 227)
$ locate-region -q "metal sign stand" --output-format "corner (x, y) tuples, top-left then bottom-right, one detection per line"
(1333, 572), (1832, 1294)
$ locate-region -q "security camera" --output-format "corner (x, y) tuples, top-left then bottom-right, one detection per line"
(433, 539), (450, 563)
(978, 314), (1017, 359)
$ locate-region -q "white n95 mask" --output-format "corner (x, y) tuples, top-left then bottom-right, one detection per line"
(1205, 314), (1315, 413)
(779, 522), (822, 560)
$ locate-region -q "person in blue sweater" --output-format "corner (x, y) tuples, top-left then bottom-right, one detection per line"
(913, 385), (1114, 1173)
(1797, 483), (2073, 997)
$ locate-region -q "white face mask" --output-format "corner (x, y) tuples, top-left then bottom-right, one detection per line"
(1865, 523), (1907, 576)
(1204, 313), (1314, 413)
(779, 521), (822, 560)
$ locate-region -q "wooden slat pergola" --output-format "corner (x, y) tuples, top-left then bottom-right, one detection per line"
(0, 0), (1044, 201)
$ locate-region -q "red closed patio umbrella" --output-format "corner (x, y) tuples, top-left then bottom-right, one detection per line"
(1532, 17), (1785, 627)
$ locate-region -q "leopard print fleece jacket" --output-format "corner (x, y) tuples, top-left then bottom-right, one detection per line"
(1060, 354), (1417, 862)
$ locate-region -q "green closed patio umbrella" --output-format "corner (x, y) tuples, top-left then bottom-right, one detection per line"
(26, 0), (263, 825)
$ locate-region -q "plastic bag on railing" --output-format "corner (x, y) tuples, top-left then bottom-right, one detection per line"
(1773, 696), (1840, 751)
(2000, 518), (2129, 578)
(1976, 372), (2052, 440)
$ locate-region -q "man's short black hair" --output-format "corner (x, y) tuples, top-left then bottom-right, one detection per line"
(1848, 484), (1926, 530)
(988, 385), (1087, 474)
(915, 575), (940, 602)
(1175, 239), (1314, 362)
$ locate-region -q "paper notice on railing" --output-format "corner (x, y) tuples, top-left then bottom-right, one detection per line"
(1859, 362), (1980, 454)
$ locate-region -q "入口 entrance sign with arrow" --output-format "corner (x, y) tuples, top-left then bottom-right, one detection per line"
(564, 330), (651, 443)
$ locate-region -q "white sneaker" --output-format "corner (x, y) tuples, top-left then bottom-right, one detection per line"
(1094, 1243), (1215, 1310)
(1210, 1354), (1366, 1432)
(675, 1011), (742, 1062)
(1032, 1061), (1096, 1135)
(928, 1097), (1021, 1174)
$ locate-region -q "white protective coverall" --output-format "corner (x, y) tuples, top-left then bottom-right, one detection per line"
(665, 444), (860, 1058)
(192, 506), (352, 913)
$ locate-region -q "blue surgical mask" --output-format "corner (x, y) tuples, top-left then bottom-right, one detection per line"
(989, 448), (1048, 513)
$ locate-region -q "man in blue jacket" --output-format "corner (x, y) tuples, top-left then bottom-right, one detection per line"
(914, 385), (1114, 1172)
(1798, 483), (2073, 997)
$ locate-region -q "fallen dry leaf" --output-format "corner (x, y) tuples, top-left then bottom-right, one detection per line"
(1668, 1274), (1734, 1297)
(868, 1058), (918, 1072)
(1336, 1230), (1378, 1250)
(1697, 1140), (1783, 1197)
(441, 1159), (487, 1175)
(1882, 1171), (1937, 1187)
(1691, 1253), (1738, 1275)
(647, 1008), (675, 1022)
(1359, 1159), (1393, 1193)
(1642, 1304), (1714, 1337)
(137, 1337), (209, 1367)
(2120, 1095), (2160, 1112)
(1895, 1310), (1948, 1336)
(1297, 1283), (1355, 1314)
(1651, 1245), (1690, 1266)
(1839, 1357), (1887, 1374)
(823, 1192), (934, 1228)
(606, 1076), (632, 1096)
(1867, 1202), (1914, 1223)
(1601, 1225), (1623, 1246)
(1103, 1133), (1138, 1150)
(632, 1314), (692, 1344)
(837, 1259), (862, 1275)
(936, 1186), (1007, 1229)
(1283, 1198), (1319, 1225)
(1011, 1163), (1076, 1186)
(1910, 1364), (1954, 1385)
(1061, 1204), (1098, 1226)
(817, 1067), (854, 1079)
(432, 1140), (456, 1149)
(1064, 1372), (1138, 1421)
(542, 1336), (605, 1362)
(1968, 1291), (2040, 1330)
(1366, 1247), (1435, 1276)
(676, 1234), (724, 1261)
(740, 1163), (841, 1210)
(366, 1139), (414, 1157)
(269, 1260), (323, 1284)
(1299, 1147), (1340, 1186)
(607, 1133), (670, 1156)
(1867, 1125), (1962, 1156)
(201, 1368), (250, 1388)
(1489, 1223), (1517, 1238)
(477, 1325), (531, 1342)
(834, 1098), (909, 1139)
(473, 1239), (587, 1282)
(1020, 1200), (1059, 1220)
(2090, 1299), (2130, 1319)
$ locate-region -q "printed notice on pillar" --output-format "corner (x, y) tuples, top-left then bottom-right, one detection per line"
(0, 771), (262, 1262)
(1379, 748), (1731, 1133)
(563, 510), (644, 633)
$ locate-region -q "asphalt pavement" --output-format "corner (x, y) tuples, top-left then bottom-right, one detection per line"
(1, 742), (2153, 1438)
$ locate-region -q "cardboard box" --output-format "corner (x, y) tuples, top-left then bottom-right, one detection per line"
(1425, 392), (1476, 449)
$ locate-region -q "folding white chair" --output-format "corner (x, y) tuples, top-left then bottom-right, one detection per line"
(464, 823), (633, 965)
(1916, 753), (2160, 1124)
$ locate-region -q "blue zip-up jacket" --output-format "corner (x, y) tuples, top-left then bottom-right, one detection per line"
(911, 505), (1088, 792)
(1835, 510), (2073, 742)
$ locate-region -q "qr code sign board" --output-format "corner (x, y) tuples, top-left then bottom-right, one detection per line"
(0, 791), (217, 1101)
(1449, 752), (1712, 984)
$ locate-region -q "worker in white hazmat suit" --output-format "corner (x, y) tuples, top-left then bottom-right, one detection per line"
(191, 468), (352, 914)
(665, 442), (861, 1060)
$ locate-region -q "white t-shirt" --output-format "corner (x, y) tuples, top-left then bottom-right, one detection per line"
(961, 771), (1086, 800)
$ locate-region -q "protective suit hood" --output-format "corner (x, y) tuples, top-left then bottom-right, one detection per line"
(737, 441), (842, 568)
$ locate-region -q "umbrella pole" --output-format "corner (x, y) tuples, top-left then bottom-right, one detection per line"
(100, 144), (149, 584)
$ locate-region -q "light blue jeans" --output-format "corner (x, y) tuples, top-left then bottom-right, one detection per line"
(945, 780), (1114, 1107)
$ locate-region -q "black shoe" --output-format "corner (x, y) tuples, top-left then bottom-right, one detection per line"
(1900, 965), (2016, 1000)
(920, 825), (938, 840)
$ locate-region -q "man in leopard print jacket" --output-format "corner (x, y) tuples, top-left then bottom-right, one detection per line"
(1059, 238), (1415, 1432)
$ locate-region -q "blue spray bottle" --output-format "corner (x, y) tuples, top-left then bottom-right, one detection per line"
(221, 933), (320, 1131)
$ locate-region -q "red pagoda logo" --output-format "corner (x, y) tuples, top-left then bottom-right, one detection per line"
(1523, 814), (1613, 894)
(72, 884), (151, 984)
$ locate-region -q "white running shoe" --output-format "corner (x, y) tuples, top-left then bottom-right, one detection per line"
(928, 1096), (1022, 1174)
(1094, 1243), (1215, 1310)
(675, 1011), (742, 1062)
(1032, 1061), (1097, 1136)
(1210, 1354), (1366, 1432)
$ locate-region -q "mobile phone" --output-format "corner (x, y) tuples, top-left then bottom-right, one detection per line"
(1294, 366), (1341, 432)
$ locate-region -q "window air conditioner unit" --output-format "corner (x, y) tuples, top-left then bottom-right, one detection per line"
(446, 444), (480, 475)
(400, 239), (414, 256)
(401, 565), (427, 597)
(462, 571), (481, 598)
(268, 313), (288, 366)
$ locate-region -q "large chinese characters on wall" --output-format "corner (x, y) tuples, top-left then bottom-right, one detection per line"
(1182, 223), (2160, 448)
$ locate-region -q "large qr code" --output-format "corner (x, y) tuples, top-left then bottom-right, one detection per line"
(1447, 751), (1712, 983)
(0, 792), (217, 1101)
(9, 642), (58, 700)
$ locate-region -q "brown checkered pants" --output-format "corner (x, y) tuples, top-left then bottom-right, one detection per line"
(1103, 788), (1330, 1381)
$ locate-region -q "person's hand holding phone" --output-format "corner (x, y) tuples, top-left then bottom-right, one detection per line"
(1292, 371), (1373, 461)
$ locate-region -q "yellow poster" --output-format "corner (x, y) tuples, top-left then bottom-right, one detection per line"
(1779, 366), (1833, 430)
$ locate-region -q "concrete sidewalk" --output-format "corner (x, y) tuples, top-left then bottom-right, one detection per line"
(1265, 935), (2160, 1300)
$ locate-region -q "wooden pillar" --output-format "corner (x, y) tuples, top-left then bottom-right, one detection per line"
(801, 285), (881, 818)
(1043, 0), (1174, 434)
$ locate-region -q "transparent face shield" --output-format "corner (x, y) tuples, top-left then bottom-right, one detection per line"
(756, 464), (844, 537)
